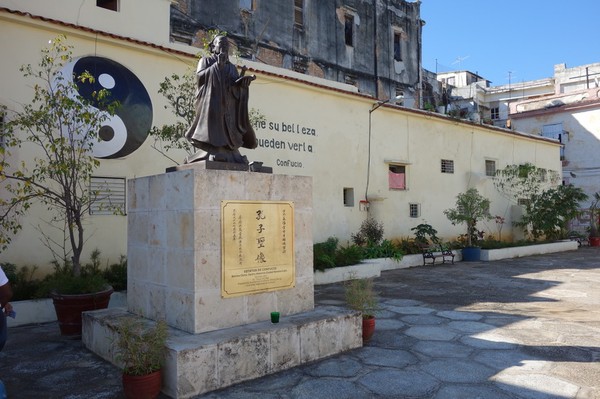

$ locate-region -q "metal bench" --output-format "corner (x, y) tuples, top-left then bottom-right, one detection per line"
(422, 244), (455, 266)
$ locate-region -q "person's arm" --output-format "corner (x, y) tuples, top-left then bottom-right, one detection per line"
(0, 267), (10, 310)
(0, 282), (12, 310)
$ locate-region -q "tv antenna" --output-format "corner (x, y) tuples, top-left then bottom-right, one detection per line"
(452, 55), (470, 68)
(507, 71), (517, 99)
(507, 70), (517, 84)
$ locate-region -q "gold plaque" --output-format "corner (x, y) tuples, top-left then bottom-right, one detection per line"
(221, 200), (295, 298)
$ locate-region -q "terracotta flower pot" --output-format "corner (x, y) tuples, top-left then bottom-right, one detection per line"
(50, 287), (113, 336)
(362, 315), (376, 343)
(122, 370), (162, 399)
(589, 237), (600, 247)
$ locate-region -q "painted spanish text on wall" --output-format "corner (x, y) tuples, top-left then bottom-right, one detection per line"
(254, 118), (316, 169)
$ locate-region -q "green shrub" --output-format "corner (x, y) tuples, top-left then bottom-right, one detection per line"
(479, 238), (550, 250)
(350, 218), (403, 260)
(37, 273), (110, 296)
(103, 255), (127, 291)
(410, 223), (440, 246)
(313, 238), (365, 271)
(314, 236), (403, 271)
(360, 239), (403, 261)
(1, 262), (41, 301)
(394, 237), (422, 255)
(37, 253), (108, 296)
(351, 218), (384, 246)
(334, 244), (364, 266)
(2, 251), (128, 300)
(313, 237), (339, 271)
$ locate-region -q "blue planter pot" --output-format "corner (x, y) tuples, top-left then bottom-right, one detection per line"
(461, 247), (481, 262)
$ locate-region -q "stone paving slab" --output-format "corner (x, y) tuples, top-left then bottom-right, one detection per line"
(1, 247), (600, 398)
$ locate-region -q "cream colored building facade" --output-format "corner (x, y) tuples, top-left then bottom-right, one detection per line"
(0, 0), (562, 271)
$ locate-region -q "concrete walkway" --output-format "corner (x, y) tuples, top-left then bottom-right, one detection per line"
(1, 247), (599, 398)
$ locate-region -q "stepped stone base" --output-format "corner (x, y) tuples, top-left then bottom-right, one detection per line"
(83, 307), (362, 398)
(84, 169), (358, 397)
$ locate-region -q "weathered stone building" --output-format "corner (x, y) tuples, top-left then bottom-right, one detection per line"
(170, 0), (424, 106)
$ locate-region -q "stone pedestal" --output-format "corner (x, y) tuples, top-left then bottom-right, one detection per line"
(83, 167), (362, 398)
(126, 168), (314, 333)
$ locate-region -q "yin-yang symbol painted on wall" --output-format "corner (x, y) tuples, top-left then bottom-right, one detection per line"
(62, 56), (153, 159)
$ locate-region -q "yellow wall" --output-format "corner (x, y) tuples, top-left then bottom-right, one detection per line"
(0, 4), (562, 271)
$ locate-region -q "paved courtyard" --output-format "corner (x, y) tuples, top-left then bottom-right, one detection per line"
(1, 247), (599, 398)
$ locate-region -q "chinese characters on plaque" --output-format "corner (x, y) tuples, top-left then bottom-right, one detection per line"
(221, 201), (295, 298)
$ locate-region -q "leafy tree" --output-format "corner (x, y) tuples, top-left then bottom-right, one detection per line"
(516, 184), (587, 240)
(493, 163), (584, 240)
(0, 36), (118, 276)
(147, 70), (197, 163)
(493, 163), (560, 204)
(444, 188), (492, 247)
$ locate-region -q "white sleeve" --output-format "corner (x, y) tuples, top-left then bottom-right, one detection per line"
(0, 267), (8, 286)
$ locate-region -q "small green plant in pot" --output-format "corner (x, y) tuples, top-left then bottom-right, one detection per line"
(37, 250), (114, 336)
(344, 276), (379, 343)
(115, 317), (169, 399)
(444, 188), (492, 261)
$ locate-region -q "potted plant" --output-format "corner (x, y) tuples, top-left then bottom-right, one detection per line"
(588, 192), (600, 246)
(38, 251), (113, 336)
(344, 276), (379, 343)
(115, 317), (169, 399)
(444, 188), (492, 261)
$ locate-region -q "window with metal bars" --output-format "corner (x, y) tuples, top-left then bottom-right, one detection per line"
(441, 159), (454, 174)
(485, 160), (496, 177)
(409, 203), (420, 218)
(89, 176), (126, 215)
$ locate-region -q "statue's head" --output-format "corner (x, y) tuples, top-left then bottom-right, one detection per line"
(210, 35), (229, 55)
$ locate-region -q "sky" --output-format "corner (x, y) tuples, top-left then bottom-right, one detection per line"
(420, 0), (600, 86)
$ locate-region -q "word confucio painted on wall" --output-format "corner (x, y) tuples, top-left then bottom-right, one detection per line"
(254, 119), (316, 169)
